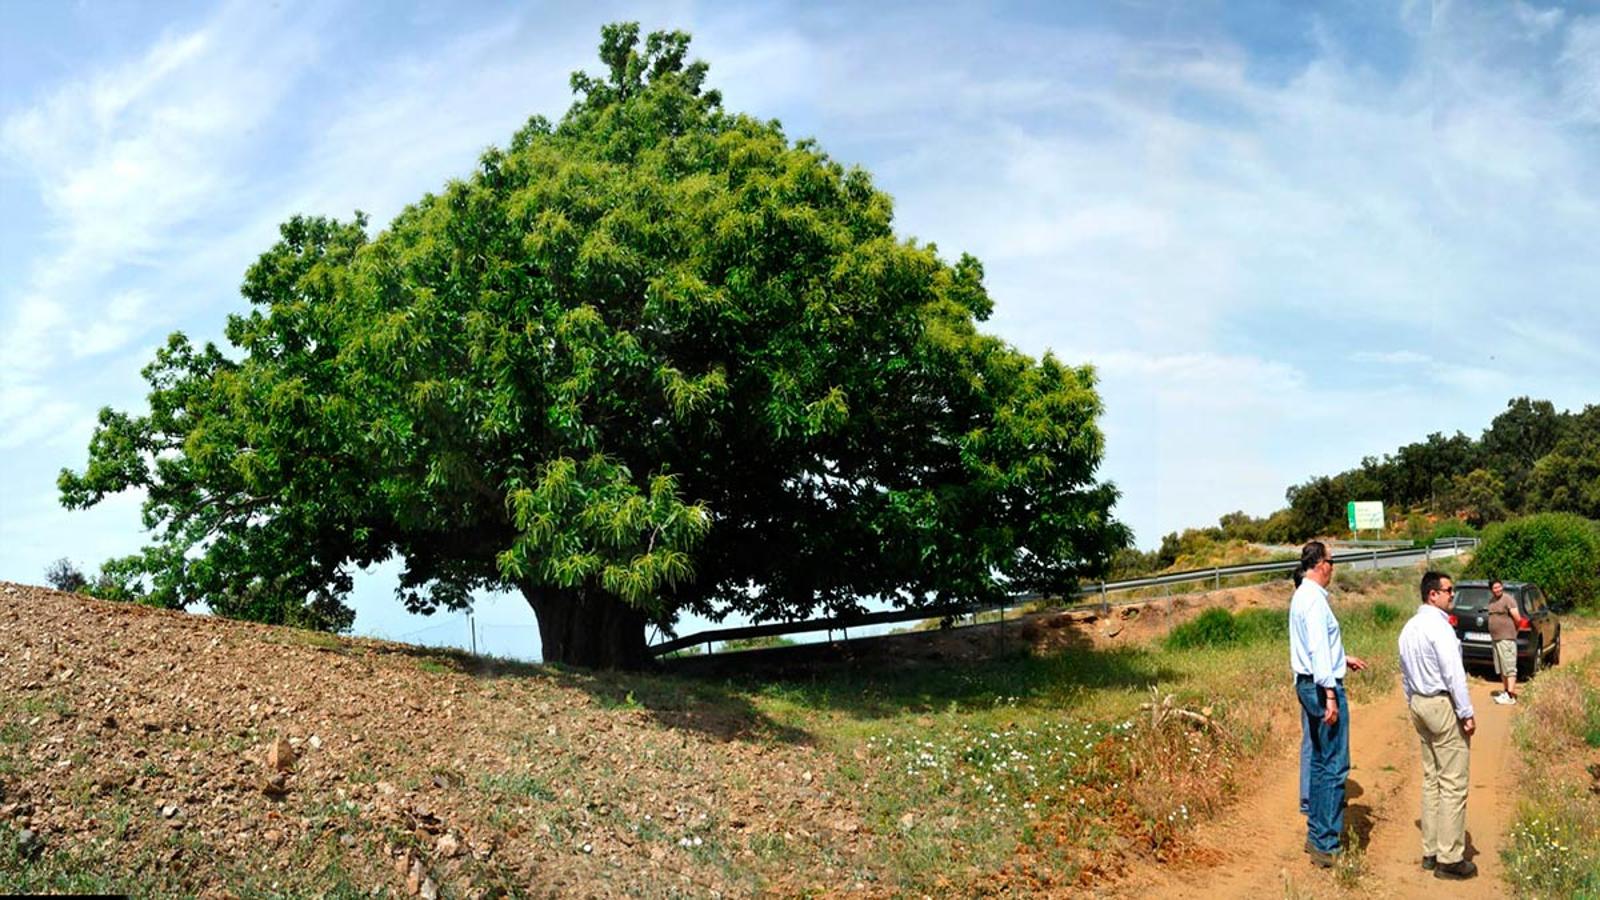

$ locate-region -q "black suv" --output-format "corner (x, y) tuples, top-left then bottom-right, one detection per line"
(1450, 580), (1562, 680)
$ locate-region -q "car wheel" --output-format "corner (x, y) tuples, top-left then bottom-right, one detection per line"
(1549, 629), (1561, 667)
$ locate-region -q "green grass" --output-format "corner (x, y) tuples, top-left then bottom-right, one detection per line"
(1503, 641), (1600, 897)
(478, 770), (556, 802)
(669, 572), (1421, 891)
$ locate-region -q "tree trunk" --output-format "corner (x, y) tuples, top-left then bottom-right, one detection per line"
(522, 585), (653, 670)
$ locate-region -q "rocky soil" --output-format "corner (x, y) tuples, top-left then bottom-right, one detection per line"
(0, 582), (874, 898)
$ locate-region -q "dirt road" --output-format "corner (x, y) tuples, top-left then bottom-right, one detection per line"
(1134, 626), (1589, 898)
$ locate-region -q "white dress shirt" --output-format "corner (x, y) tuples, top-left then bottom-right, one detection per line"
(1398, 604), (1475, 720)
(1289, 579), (1347, 689)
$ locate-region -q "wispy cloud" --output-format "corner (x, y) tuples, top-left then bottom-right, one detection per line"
(2, 0), (1595, 567)
(0, 1), (324, 448)
(1352, 350), (1432, 365)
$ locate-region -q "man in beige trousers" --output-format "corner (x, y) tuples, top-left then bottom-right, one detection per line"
(1398, 570), (1477, 879)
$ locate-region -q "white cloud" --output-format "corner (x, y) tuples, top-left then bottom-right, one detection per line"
(0, 1), (327, 461)
(1557, 19), (1600, 123)
(71, 290), (151, 359)
(3, 2), (1596, 574)
(1352, 350), (1432, 365)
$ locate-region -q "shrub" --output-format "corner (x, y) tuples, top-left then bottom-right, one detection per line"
(1233, 608), (1288, 643)
(1165, 608), (1238, 649)
(1467, 513), (1600, 612)
(1371, 602), (1401, 627)
(43, 558), (86, 593)
(721, 635), (798, 653)
(1414, 519), (1478, 548)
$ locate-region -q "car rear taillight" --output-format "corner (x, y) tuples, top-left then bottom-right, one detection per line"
(1448, 614), (1458, 627)
(1518, 616), (1531, 631)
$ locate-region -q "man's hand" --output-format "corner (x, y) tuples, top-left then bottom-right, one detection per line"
(1461, 716), (1476, 737)
(1323, 697), (1339, 726)
(1347, 656), (1368, 672)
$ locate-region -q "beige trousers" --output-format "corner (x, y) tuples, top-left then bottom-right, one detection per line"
(1409, 694), (1470, 863)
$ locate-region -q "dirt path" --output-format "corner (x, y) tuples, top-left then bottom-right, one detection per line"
(1134, 625), (1591, 898)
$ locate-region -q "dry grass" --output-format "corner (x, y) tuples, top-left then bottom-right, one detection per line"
(1501, 640), (1600, 898)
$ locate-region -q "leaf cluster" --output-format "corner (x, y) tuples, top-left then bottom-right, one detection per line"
(59, 23), (1127, 636)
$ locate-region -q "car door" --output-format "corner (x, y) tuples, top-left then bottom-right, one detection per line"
(1528, 586), (1553, 647)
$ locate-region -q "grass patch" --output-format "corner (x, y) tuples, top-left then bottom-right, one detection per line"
(478, 770), (556, 802)
(1502, 640), (1600, 897)
(415, 658), (452, 675)
(1333, 824), (1367, 889)
(681, 579), (1420, 893)
(264, 629), (348, 653)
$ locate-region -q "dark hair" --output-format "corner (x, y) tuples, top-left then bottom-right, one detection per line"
(1420, 570), (1449, 603)
(1490, 577), (1504, 589)
(1299, 541), (1329, 573)
(1292, 568), (1304, 587)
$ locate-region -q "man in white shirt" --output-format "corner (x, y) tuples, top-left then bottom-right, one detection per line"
(1288, 541), (1367, 867)
(1398, 570), (1478, 880)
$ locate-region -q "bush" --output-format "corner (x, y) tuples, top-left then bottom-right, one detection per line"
(1233, 608), (1288, 643)
(1467, 513), (1600, 612)
(1165, 608), (1238, 649)
(1165, 607), (1286, 650)
(43, 558), (86, 593)
(721, 635), (798, 653)
(1413, 519), (1478, 548)
(1371, 602), (1401, 627)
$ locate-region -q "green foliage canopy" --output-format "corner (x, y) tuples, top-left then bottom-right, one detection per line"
(1467, 512), (1600, 612)
(59, 24), (1129, 667)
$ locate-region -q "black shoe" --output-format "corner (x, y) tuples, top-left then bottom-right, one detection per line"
(1434, 859), (1477, 879)
(1422, 855), (1436, 870)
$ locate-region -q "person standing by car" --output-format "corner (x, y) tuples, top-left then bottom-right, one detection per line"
(1399, 570), (1477, 879)
(1486, 579), (1520, 704)
(1289, 541), (1368, 867)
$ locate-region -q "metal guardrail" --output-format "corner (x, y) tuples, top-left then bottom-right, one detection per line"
(650, 537), (1479, 657)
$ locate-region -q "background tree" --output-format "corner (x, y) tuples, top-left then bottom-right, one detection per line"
(59, 24), (1129, 668)
(44, 558), (86, 593)
(1480, 396), (1562, 510)
(1444, 467), (1508, 527)
(1526, 404), (1600, 519)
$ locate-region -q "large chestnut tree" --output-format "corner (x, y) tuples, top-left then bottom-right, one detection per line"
(61, 24), (1129, 668)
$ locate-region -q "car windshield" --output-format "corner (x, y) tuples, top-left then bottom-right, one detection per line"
(1452, 587), (1494, 614)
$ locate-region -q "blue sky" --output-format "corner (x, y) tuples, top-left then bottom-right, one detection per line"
(3, 0), (1597, 659)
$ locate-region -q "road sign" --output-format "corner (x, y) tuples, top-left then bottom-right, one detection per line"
(1347, 501), (1384, 531)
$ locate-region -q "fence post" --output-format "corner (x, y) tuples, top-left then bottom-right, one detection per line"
(1100, 583), (1108, 614)
(469, 614), (477, 656)
(1213, 567), (1220, 590)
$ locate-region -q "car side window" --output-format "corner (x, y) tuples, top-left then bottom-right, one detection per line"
(1530, 588), (1545, 613)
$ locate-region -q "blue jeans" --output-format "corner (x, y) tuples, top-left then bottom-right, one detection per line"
(1296, 679), (1349, 854)
(1299, 708), (1311, 814)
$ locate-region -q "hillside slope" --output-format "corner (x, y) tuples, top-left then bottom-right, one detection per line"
(0, 583), (869, 897)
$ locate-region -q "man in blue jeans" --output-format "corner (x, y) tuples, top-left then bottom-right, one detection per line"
(1289, 541), (1367, 866)
(1286, 566), (1312, 813)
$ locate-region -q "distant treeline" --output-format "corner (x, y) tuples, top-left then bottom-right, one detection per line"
(1113, 397), (1599, 579)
